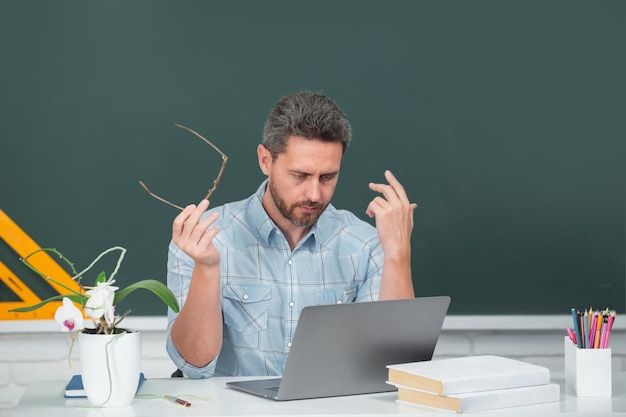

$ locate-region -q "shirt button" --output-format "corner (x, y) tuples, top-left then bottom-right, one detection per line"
(287, 342), (292, 348)
(242, 294), (249, 300)
(289, 301), (295, 308)
(336, 300), (343, 304)
(288, 259), (293, 266)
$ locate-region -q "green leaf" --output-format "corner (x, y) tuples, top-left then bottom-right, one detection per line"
(95, 271), (107, 285)
(8, 294), (87, 313)
(113, 279), (179, 313)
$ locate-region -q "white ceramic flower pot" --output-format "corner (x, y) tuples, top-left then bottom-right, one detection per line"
(78, 329), (142, 407)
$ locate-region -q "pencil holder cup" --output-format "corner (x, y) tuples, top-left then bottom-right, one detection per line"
(564, 336), (612, 397)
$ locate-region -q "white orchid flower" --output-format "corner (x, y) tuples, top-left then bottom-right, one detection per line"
(84, 280), (119, 320)
(104, 304), (117, 327)
(54, 297), (84, 332)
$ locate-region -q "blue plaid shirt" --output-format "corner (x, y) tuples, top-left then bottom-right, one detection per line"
(166, 181), (383, 378)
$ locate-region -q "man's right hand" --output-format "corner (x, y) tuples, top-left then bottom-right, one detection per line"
(172, 199), (221, 267)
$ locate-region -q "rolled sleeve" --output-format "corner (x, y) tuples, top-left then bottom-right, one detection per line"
(166, 322), (217, 378)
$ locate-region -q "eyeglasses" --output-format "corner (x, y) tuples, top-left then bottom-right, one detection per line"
(139, 123), (228, 210)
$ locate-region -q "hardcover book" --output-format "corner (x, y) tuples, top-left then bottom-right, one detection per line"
(394, 382), (561, 413)
(387, 355), (551, 395)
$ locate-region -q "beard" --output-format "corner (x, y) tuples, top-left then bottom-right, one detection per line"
(268, 179), (325, 227)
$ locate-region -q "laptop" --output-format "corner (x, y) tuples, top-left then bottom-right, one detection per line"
(226, 295), (450, 401)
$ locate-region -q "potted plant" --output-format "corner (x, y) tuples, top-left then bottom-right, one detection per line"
(9, 246), (179, 407)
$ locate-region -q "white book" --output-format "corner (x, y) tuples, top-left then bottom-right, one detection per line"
(393, 382), (561, 413)
(387, 355), (550, 395)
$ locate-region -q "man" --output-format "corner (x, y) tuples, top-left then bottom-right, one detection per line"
(166, 92), (417, 378)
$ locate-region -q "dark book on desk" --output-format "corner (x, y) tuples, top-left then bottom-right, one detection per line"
(64, 372), (145, 398)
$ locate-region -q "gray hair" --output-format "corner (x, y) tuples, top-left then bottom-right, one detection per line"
(262, 92), (352, 159)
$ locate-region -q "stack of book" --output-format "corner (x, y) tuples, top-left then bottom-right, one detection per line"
(386, 355), (560, 413)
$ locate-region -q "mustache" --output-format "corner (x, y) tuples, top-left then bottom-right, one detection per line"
(295, 201), (322, 210)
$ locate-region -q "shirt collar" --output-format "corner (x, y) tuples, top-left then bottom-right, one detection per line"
(249, 180), (275, 245)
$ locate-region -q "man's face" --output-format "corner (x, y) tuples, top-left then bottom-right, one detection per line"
(258, 136), (343, 228)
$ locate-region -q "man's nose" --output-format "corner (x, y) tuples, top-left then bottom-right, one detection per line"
(305, 179), (321, 202)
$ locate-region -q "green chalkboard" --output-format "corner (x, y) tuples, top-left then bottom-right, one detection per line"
(1, 1), (624, 315)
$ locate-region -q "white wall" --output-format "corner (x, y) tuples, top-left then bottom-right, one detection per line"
(1, 316), (624, 417)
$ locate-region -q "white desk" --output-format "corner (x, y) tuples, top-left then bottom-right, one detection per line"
(13, 373), (626, 417)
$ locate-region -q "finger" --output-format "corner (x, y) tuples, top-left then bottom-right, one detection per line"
(183, 200), (213, 241)
(190, 199), (210, 222)
(175, 200), (210, 240)
(365, 197), (386, 218)
(185, 199), (209, 224)
(172, 203), (197, 236)
(370, 170), (417, 208)
(368, 181), (400, 206)
(198, 224), (220, 248)
(384, 170), (411, 203)
(368, 170), (403, 202)
(189, 211), (219, 244)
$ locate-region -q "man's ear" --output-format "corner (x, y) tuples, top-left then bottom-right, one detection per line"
(257, 144), (272, 175)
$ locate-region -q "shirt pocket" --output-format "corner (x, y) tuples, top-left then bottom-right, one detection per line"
(222, 283), (271, 335)
(315, 282), (358, 305)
